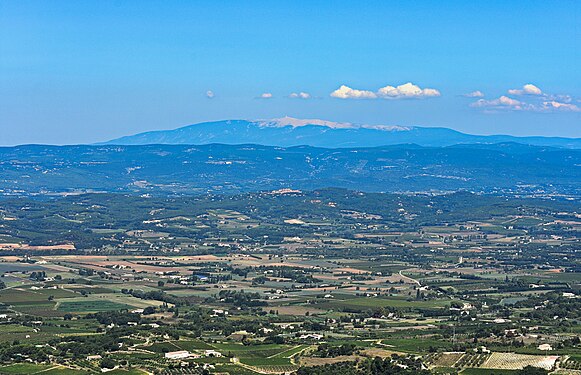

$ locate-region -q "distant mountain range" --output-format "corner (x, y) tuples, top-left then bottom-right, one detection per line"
(102, 117), (581, 149)
(1, 118), (579, 197)
(0, 143), (579, 197)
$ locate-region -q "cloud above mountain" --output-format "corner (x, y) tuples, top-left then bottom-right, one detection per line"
(471, 95), (580, 113)
(508, 84), (543, 96)
(330, 82), (440, 100)
(330, 85), (377, 99)
(541, 101), (580, 112)
(470, 96), (527, 111)
(469, 83), (580, 113)
(464, 90), (485, 98)
(289, 92), (311, 99)
(377, 83), (441, 98)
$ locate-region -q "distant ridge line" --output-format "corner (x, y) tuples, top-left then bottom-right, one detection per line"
(101, 117), (581, 149)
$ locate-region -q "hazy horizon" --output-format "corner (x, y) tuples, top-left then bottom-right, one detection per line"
(2, 116), (581, 147)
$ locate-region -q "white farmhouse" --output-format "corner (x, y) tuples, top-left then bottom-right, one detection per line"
(165, 351), (190, 359)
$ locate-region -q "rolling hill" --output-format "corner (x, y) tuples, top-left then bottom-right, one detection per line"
(0, 143), (578, 197)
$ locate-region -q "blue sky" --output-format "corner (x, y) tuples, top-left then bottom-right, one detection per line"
(1, 0), (580, 145)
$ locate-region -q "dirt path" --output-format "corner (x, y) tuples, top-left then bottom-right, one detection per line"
(399, 270), (421, 286)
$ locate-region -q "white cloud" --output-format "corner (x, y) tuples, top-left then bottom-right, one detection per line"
(541, 101), (580, 112)
(469, 84), (581, 113)
(508, 83), (543, 96)
(470, 96), (526, 111)
(289, 92), (311, 99)
(377, 82), (441, 99)
(206, 90), (215, 99)
(470, 96), (580, 113)
(464, 90), (484, 98)
(549, 94), (573, 103)
(330, 85), (377, 99)
(258, 92), (273, 99)
(331, 82), (440, 100)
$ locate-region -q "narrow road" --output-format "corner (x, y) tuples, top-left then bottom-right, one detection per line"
(399, 270), (421, 286)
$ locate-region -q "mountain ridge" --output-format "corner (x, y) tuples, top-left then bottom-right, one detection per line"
(101, 118), (581, 149)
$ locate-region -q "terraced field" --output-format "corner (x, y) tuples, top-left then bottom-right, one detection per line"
(480, 352), (559, 370)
